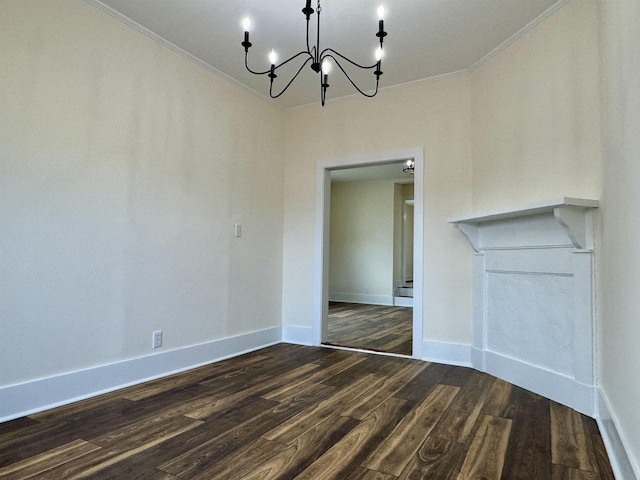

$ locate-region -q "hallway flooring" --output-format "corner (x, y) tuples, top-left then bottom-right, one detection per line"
(325, 302), (413, 355)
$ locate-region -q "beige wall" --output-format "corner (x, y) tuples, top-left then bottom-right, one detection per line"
(329, 180), (395, 299)
(0, 0), (285, 386)
(470, 0), (602, 210)
(598, 0), (640, 475)
(283, 75), (474, 344)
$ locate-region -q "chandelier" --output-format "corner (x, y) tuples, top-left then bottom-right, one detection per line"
(241, 1), (387, 106)
(402, 159), (415, 174)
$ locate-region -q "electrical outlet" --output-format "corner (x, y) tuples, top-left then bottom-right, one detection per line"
(234, 224), (242, 237)
(152, 330), (162, 349)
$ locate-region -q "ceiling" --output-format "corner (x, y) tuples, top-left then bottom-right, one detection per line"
(92, 0), (564, 109)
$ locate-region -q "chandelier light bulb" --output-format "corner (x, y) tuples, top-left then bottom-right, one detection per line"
(269, 49), (278, 65)
(377, 4), (385, 21)
(242, 17), (251, 32)
(321, 58), (331, 75)
(375, 46), (383, 62)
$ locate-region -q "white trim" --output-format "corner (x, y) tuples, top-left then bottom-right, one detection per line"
(83, 0), (281, 110)
(313, 148), (424, 359)
(468, 0), (572, 72)
(329, 293), (394, 306)
(282, 325), (314, 346)
(479, 350), (595, 416)
(393, 296), (413, 307)
(419, 340), (473, 367)
(0, 327), (281, 422)
(448, 197), (599, 224)
(286, 69), (469, 112)
(596, 389), (640, 480)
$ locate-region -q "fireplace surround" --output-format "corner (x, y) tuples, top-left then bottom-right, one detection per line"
(450, 197), (599, 415)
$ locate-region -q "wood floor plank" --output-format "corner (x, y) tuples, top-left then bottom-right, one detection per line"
(263, 373), (380, 444)
(482, 377), (516, 419)
(499, 387), (552, 480)
(0, 422), (84, 468)
(322, 354), (409, 389)
(190, 437), (286, 480)
(362, 384), (459, 476)
(0, 417), (39, 436)
(340, 362), (427, 420)
(30, 416), (201, 479)
(429, 370), (494, 444)
(590, 434), (616, 480)
(550, 402), (599, 472)
(346, 466), (396, 479)
(122, 354), (271, 401)
(551, 464), (602, 480)
(87, 416), (243, 479)
(393, 362), (450, 402)
(294, 397), (411, 480)
(457, 415), (513, 480)
(261, 355), (364, 402)
(90, 415), (203, 452)
(397, 436), (467, 480)
(243, 415), (358, 480)
(0, 439), (101, 480)
(158, 398), (318, 477)
(183, 362), (321, 420)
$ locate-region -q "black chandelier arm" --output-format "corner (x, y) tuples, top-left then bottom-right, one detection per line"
(321, 48), (379, 71)
(270, 56), (314, 99)
(244, 52), (272, 76)
(245, 50), (313, 76)
(325, 54), (381, 98)
(305, 17), (315, 59)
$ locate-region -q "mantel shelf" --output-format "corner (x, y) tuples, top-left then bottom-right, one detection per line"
(449, 197), (599, 252)
(447, 197), (599, 224)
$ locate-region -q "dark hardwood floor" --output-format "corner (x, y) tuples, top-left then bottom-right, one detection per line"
(0, 343), (615, 479)
(326, 302), (413, 356)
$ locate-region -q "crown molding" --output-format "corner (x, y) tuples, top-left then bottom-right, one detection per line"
(468, 0), (572, 72)
(286, 68), (470, 112)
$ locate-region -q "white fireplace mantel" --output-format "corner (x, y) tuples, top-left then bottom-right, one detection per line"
(449, 197), (599, 252)
(449, 197), (599, 416)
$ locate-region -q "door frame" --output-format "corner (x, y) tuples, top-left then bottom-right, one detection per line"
(313, 147), (424, 358)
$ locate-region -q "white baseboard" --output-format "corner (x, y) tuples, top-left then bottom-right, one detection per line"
(478, 350), (595, 416)
(419, 340), (473, 366)
(393, 296), (413, 307)
(282, 325), (314, 345)
(329, 293), (394, 306)
(0, 326), (281, 422)
(596, 389), (639, 480)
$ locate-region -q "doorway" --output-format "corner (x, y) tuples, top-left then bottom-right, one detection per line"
(326, 165), (414, 354)
(312, 148), (424, 358)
